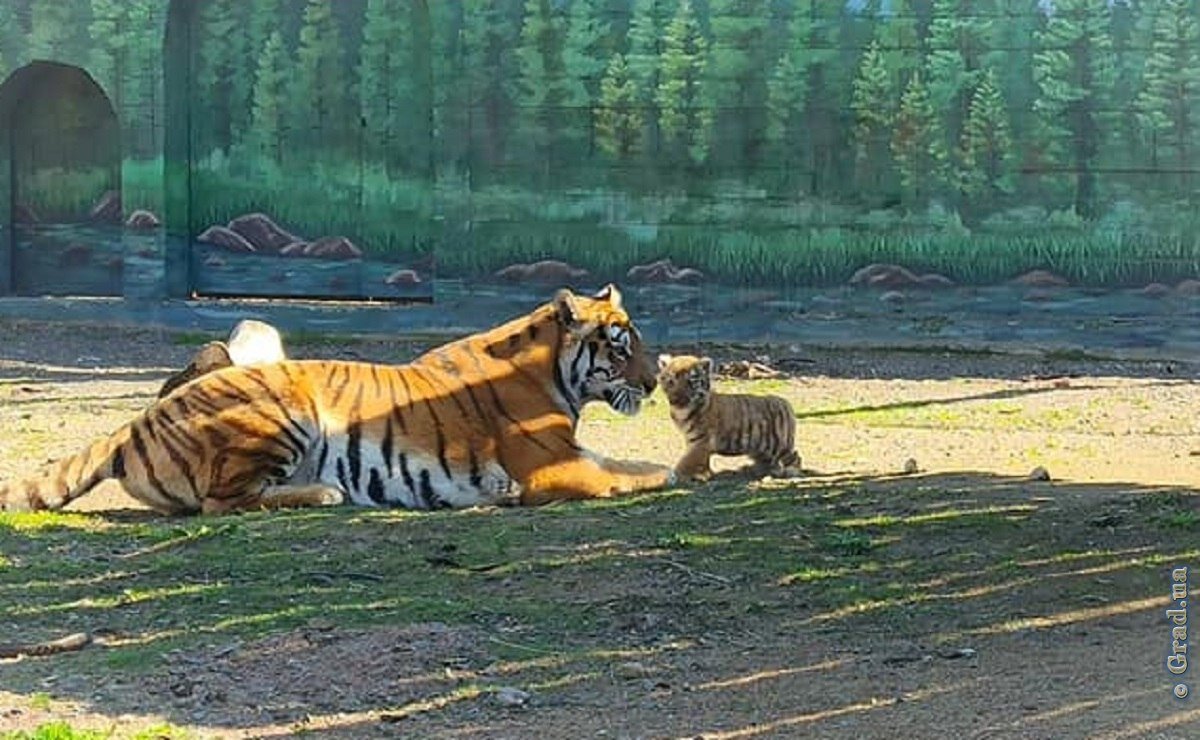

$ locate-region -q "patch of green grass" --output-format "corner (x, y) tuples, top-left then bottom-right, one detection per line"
(835, 504), (1037, 530)
(1136, 491), (1200, 530)
(1160, 511), (1200, 528)
(817, 529), (876, 557)
(0, 723), (192, 740)
(28, 693), (53, 711)
(658, 532), (732, 549)
(2, 723), (107, 740)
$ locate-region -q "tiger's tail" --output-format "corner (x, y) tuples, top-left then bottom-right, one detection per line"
(0, 425), (133, 512)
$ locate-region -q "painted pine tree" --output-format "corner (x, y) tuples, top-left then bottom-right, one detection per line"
(765, 0), (841, 192)
(851, 39), (896, 194)
(1134, 0), (1200, 188)
(223, 2), (255, 148)
(655, 0), (710, 167)
(359, 0), (409, 169)
(1107, 0), (1152, 175)
(248, 30), (288, 165)
(88, 0), (128, 113)
(957, 69), (1015, 215)
(705, 0), (770, 170)
(892, 72), (948, 207)
(983, 0), (1041, 150)
(407, 0), (436, 179)
(563, 0), (609, 159)
(291, 0), (349, 158)
(627, 0), (665, 157)
(926, 0), (995, 198)
(514, 0), (571, 176)
(122, 0), (164, 159)
(871, 0), (919, 90)
(230, 0), (282, 156)
(28, 0), (77, 62)
(459, 0), (521, 170)
(194, 0), (237, 154)
(1032, 0), (1113, 217)
(0, 1), (18, 79)
(596, 52), (643, 160)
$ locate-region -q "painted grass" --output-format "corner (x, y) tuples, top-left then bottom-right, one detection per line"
(99, 156), (1200, 285)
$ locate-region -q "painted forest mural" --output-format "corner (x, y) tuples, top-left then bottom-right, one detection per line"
(2, 0), (1200, 301)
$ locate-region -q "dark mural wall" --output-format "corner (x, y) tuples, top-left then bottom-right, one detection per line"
(2, 0), (1200, 303)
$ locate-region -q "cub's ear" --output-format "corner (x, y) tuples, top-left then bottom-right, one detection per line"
(554, 288), (580, 327)
(700, 356), (715, 374)
(657, 353), (672, 372)
(594, 283), (623, 310)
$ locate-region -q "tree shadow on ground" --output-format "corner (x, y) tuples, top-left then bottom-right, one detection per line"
(0, 471), (1196, 737)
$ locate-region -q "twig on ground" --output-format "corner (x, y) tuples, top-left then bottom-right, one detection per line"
(303, 570), (385, 582)
(0, 632), (92, 659)
(659, 558), (732, 585)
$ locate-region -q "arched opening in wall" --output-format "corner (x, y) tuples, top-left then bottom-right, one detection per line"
(0, 61), (122, 296)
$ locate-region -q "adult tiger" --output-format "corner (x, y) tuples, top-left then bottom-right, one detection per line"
(0, 285), (674, 515)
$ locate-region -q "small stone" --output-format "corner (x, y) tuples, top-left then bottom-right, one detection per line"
(902, 458), (919, 475)
(1176, 279), (1200, 295)
(879, 290), (905, 304)
(493, 686), (530, 707)
(1028, 466), (1050, 482)
(615, 661), (654, 680)
(1012, 269), (1069, 288)
(1138, 282), (1171, 298)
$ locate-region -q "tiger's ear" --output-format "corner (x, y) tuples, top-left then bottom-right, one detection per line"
(657, 353), (672, 372)
(554, 288), (581, 327)
(594, 283), (623, 310)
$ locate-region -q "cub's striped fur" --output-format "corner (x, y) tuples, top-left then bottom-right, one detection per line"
(657, 354), (801, 481)
(0, 286), (674, 515)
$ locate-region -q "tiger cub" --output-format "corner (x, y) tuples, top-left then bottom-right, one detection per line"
(158, 319), (287, 398)
(657, 354), (801, 481)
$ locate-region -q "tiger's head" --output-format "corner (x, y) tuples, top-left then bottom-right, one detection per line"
(553, 284), (656, 417)
(655, 353), (714, 409)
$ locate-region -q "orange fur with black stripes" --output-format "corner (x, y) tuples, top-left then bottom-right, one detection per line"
(0, 286), (674, 515)
(657, 354), (801, 482)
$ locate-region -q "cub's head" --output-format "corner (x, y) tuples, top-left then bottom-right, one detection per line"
(553, 284), (655, 416)
(656, 354), (714, 409)
(158, 341), (234, 398)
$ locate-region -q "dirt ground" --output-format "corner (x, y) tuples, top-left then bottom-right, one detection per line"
(1, 318), (1199, 739)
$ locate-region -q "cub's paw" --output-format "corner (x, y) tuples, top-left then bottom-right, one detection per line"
(675, 467), (712, 483)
